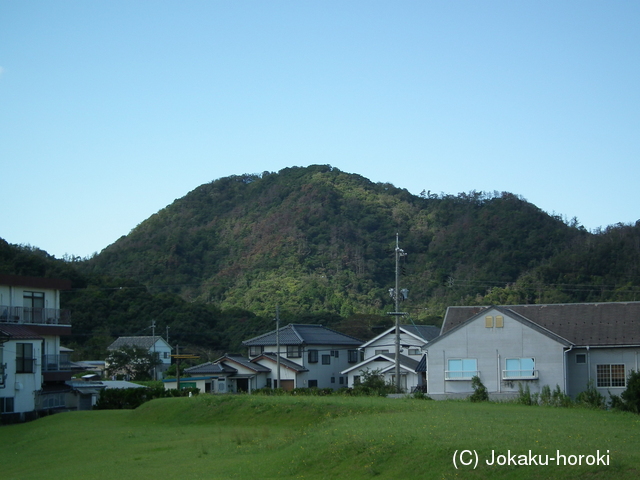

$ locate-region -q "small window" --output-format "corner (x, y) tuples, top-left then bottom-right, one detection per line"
(504, 358), (536, 379)
(408, 348), (420, 355)
(597, 364), (626, 388)
(322, 355), (330, 365)
(249, 346), (263, 357)
(348, 350), (359, 363)
(331, 350), (339, 358)
(16, 343), (35, 374)
(330, 376), (335, 383)
(375, 349), (389, 355)
(446, 358), (477, 379)
(353, 375), (361, 385)
(339, 376), (344, 385)
(308, 349), (318, 363)
(485, 316), (493, 328)
(0, 397), (15, 414)
(495, 316), (504, 328)
(575, 353), (586, 364)
(287, 346), (302, 358)
(308, 380), (318, 388)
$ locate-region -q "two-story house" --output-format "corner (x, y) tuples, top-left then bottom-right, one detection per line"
(0, 274), (72, 422)
(242, 324), (363, 391)
(107, 336), (172, 380)
(341, 324), (440, 392)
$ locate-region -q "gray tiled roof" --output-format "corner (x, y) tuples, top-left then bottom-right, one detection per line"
(400, 324), (441, 342)
(107, 336), (169, 351)
(185, 362), (237, 375)
(242, 324), (362, 347)
(222, 354), (272, 373)
(442, 302), (640, 346)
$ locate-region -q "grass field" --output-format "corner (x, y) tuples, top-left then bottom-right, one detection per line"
(1, 395), (639, 479)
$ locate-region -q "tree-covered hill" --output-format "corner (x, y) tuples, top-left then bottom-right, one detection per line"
(3, 165), (640, 358)
(80, 164), (636, 319)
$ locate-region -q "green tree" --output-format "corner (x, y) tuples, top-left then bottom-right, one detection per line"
(105, 345), (162, 381)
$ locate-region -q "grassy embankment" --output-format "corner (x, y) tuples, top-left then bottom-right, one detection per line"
(1, 395), (639, 479)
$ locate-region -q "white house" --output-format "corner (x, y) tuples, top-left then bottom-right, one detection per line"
(341, 324), (440, 392)
(424, 302), (640, 401)
(242, 324), (363, 391)
(0, 274), (73, 422)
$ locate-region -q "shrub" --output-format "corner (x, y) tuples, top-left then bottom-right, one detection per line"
(621, 370), (640, 413)
(576, 380), (606, 409)
(469, 376), (489, 402)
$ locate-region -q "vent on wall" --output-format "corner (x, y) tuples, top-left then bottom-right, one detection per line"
(485, 316), (504, 328)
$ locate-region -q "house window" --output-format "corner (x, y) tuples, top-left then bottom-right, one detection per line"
(308, 380), (318, 388)
(576, 354), (587, 364)
(408, 348), (420, 355)
(375, 349), (389, 355)
(322, 355), (330, 365)
(597, 364), (626, 388)
(42, 393), (66, 409)
(446, 358), (477, 380)
(287, 346), (302, 358)
(331, 377), (335, 383)
(163, 352), (169, 359)
(0, 397), (14, 414)
(353, 375), (361, 385)
(266, 378), (272, 388)
(504, 358), (537, 379)
(0, 347), (4, 387)
(348, 350), (359, 363)
(331, 350), (339, 358)
(485, 316), (493, 328)
(16, 343), (35, 373)
(339, 376), (344, 385)
(308, 349), (318, 363)
(249, 346), (263, 357)
(23, 291), (45, 323)
(495, 316), (504, 328)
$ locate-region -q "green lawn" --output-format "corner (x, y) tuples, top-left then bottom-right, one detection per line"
(1, 395), (639, 479)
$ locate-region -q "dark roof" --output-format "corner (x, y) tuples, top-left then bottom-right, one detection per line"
(0, 324), (43, 340)
(416, 354), (426, 372)
(253, 353), (308, 372)
(343, 352), (421, 374)
(0, 274), (71, 291)
(107, 336), (170, 351)
(400, 324), (441, 342)
(442, 302), (640, 347)
(242, 324), (362, 347)
(221, 354), (271, 373)
(185, 362), (237, 375)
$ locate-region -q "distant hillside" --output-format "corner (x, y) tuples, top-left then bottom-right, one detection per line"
(79, 165), (640, 319)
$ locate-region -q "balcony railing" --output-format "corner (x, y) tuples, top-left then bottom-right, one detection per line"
(445, 370), (479, 380)
(0, 306), (71, 325)
(502, 369), (539, 380)
(42, 354), (73, 372)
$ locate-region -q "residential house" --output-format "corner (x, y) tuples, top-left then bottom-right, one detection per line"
(107, 336), (172, 380)
(241, 324), (363, 391)
(423, 302), (640, 401)
(163, 354), (271, 393)
(341, 324), (440, 392)
(0, 274), (72, 422)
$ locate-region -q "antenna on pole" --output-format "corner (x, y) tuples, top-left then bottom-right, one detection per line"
(387, 233), (408, 393)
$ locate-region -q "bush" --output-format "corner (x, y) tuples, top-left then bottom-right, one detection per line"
(469, 376), (489, 402)
(621, 370), (640, 413)
(576, 380), (606, 409)
(94, 386), (198, 409)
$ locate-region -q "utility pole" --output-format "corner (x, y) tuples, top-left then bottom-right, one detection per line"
(152, 320), (157, 381)
(275, 304), (281, 389)
(388, 233), (408, 393)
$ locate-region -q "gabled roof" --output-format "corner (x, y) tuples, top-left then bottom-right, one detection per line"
(342, 352), (420, 375)
(252, 353), (309, 373)
(185, 362), (237, 375)
(442, 302), (640, 347)
(360, 324), (440, 349)
(220, 354), (272, 373)
(107, 336), (171, 351)
(242, 324), (362, 347)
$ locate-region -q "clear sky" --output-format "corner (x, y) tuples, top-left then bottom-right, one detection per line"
(1, 1), (639, 259)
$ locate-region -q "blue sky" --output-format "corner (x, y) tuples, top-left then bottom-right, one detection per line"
(2, 1), (639, 259)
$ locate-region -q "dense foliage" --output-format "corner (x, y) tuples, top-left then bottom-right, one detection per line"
(2, 165), (640, 360)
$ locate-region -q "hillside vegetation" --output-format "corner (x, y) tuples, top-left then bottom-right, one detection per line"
(1, 395), (639, 479)
(2, 165), (640, 357)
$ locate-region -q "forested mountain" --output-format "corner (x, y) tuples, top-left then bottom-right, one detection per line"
(3, 165), (640, 359)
